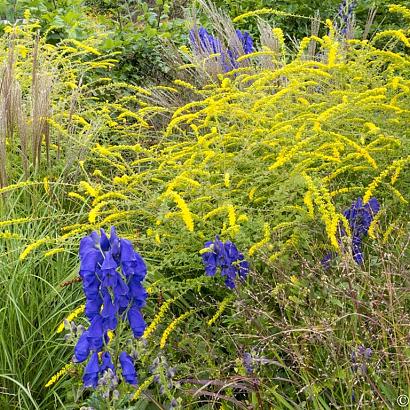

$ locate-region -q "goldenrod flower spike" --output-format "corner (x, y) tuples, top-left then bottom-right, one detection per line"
(208, 296), (235, 326)
(132, 375), (155, 401)
(19, 237), (50, 261)
(160, 310), (195, 349)
(56, 305), (85, 333)
(162, 191), (194, 232)
(143, 298), (175, 340)
(45, 364), (72, 388)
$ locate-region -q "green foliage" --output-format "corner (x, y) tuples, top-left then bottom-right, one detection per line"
(0, 184), (83, 409)
(0, 0), (93, 41)
(1, 3), (410, 410)
(212, 0), (410, 40)
(97, 0), (188, 85)
(1, 0), (190, 85)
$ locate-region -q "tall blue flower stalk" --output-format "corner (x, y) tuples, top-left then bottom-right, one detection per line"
(343, 197), (380, 264)
(201, 236), (249, 288)
(189, 27), (254, 72)
(74, 227), (147, 388)
(334, 0), (357, 36)
(322, 197), (380, 266)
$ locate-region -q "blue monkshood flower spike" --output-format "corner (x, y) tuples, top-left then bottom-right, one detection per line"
(101, 251), (118, 270)
(114, 275), (129, 296)
(74, 227), (148, 388)
(74, 330), (90, 363)
(80, 270), (100, 298)
(87, 314), (104, 351)
(120, 239), (138, 262)
(101, 292), (117, 319)
(201, 236), (249, 289)
(79, 236), (98, 259)
(237, 256), (250, 280)
(322, 197), (379, 266)
(85, 293), (102, 321)
(334, 0), (357, 37)
(119, 352), (137, 385)
(128, 306), (146, 338)
(83, 352), (100, 388)
(243, 352), (253, 374)
(80, 249), (103, 272)
(236, 29), (254, 54)
(189, 27), (254, 73)
(100, 352), (115, 375)
(189, 27), (223, 55)
(128, 277), (148, 308)
(109, 226), (120, 257)
(202, 240), (218, 276)
(100, 228), (110, 252)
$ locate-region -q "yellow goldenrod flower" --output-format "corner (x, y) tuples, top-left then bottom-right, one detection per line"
(143, 298), (175, 339)
(44, 248), (65, 257)
(88, 201), (108, 224)
(0, 231), (21, 240)
(0, 217), (29, 228)
(373, 30), (410, 48)
(363, 156), (410, 203)
(382, 222), (396, 244)
(162, 191), (194, 232)
(43, 177), (50, 194)
(208, 295), (234, 326)
(160, 310), (195, 349)
(132, 375), (155, 401)
(290, 275), (298, 284)
(368, 210), (384, 240)
(388, 4), (410, 19)
(173, 79), (197, 90)
(68, 192), (86, 202)
(237, 214), (248, 223)
(19, 237), (50, 261)
(57, 305), (85, 333)
(249, 223), (270, 256)
(248, 187), (257, 200)
(0, 181), (33, 195)
(66, 39), (101, 55)
(303, 191), (314, 218)
(45, 363), (72, 388)
(224, 173), (230, 188)
(79, 181), (100, 198)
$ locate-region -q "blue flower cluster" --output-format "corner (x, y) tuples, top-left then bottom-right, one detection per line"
(189, 27), (254, 72)
(189, 27), (223, 56)
(74, 227), (148, 387)
(201, 236), (249, 289)
(322, 197), (380, 266)
(351, 345), (372, 375)
(343, 197), (380, 264)
(335, 0), (357, 36)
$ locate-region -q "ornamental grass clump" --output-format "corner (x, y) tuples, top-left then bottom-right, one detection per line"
(0, 19), (121, 187)
(74, 227), (147, 388)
